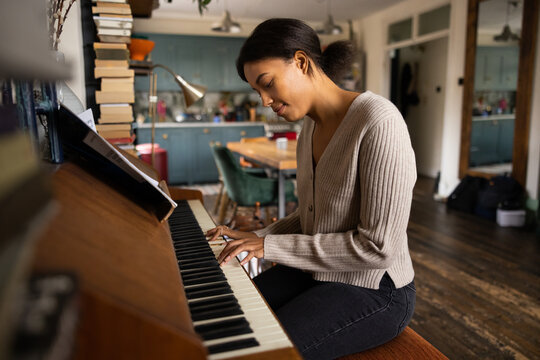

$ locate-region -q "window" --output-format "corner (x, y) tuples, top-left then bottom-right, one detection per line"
(418, 4), (451, 36)
(388, 18), (413, 44)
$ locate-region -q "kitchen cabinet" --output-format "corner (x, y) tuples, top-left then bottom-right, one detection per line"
(136, 123), (265, 184)
(469, 116), (514, 166)
(133, 34), (251, 92)
(474, 46), (519, 91)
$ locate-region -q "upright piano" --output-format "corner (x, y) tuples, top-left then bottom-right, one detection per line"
(30, 160), (301, 359)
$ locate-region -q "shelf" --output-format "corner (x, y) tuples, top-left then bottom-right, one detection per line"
(128, 0), (155, 18)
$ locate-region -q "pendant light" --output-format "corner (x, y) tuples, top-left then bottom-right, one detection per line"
(317, 0), (342, 35)
(212, 0), (241, 33)
(493, 0), (520, 42)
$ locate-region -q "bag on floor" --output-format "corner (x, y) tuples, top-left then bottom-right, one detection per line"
(475, 175), (524, 220)
(446, 176), (487, 213)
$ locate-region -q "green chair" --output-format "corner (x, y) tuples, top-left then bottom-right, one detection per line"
(210, 144), (296, 226)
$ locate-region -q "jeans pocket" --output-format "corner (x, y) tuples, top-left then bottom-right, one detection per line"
(405, 281), (416, 293)
(397, 285), (416, 335)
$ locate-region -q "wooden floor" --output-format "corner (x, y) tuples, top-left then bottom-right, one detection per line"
(408, 177), (540, 359)
(197, 176), (540, 359)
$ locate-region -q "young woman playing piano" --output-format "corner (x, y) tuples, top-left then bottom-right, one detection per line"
(206, 18), (417, 360)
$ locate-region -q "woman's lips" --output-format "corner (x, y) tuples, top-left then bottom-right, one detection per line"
(274, 104), (286, 116)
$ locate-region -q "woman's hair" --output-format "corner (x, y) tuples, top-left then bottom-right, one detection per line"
(236, 18), (354, 83)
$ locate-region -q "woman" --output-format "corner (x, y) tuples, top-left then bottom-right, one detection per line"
(206, 18), (417, 359)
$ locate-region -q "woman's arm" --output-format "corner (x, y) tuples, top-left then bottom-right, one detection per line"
(253, 208), (302, 237)
(263, 115), (416, 272)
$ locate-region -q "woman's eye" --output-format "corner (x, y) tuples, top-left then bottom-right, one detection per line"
(265, 80), (273, 88)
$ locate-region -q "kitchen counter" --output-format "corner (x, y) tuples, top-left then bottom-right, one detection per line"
(135, 122), (265, 128)
(472, 114), (515, 121)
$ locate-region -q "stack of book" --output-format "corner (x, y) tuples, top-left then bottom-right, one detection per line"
(92, 0), (135, 146)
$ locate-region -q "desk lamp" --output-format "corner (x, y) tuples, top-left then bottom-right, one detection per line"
(148, 64), (207, 170)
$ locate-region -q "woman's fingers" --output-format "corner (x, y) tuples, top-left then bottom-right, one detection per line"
(218, 238), (264, 266)
(239, 252), (254, 266)
(205, 225), (230, 242)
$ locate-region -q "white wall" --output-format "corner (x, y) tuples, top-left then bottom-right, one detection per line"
(400, 37), (448, 178)
(526, 13), (540, 200)
(58, 1), (86, 108)
(356, 0), (466, 196)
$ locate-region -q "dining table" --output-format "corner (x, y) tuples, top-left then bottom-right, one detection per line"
(227, 139), (297, 219)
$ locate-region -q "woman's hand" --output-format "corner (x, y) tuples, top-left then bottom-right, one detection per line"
(205, 225), (264, 266)
(205, 225), (258, 242)
(217, 236), (265, 266)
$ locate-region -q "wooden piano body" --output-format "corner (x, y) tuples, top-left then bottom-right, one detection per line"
(30, 161), (301, 359)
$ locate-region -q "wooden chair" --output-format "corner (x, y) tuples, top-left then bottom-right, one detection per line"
(338, 327), (448, 360)
(210, 144), (296, 227)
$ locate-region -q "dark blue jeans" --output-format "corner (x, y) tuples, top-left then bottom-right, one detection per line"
(253, 265), (416, 360)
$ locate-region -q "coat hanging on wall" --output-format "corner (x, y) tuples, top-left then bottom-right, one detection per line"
(399, 62), (420, 118)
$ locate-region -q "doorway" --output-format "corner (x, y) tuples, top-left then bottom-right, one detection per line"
(389, 37), (448, 179)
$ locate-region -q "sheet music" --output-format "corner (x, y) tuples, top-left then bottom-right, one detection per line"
(78, 116), (177, 210)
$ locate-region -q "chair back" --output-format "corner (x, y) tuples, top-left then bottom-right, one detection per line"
(210, 144), (278, 206)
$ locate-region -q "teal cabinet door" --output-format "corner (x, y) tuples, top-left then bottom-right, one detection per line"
(222, 126), (265, 144)
(474, 47), (519, 91)
(470, 121), (499, 166)
(169, 129), (193, 184)
(192, 127), (221, 183)
(497, 118), (514, 163)
(500, 47), (519, 90)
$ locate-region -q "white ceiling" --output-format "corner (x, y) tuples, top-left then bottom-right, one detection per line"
(478, 0), (522, 33)
(153, 0), (406, 21)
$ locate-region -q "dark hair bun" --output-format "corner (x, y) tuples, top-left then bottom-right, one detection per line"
(236, 18), (355, 83)
(321, 40), (355, 82)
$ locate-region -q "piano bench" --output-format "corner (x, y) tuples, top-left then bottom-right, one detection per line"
(337, 327), (448, 360)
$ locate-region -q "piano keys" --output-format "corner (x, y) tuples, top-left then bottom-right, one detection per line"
(171, 200), (295, 359)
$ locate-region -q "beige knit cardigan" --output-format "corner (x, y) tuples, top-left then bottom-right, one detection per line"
(254, 91), (417, 289)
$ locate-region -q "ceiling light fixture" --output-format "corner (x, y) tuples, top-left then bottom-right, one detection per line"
(317, 0), (342, 35)
(494, 0), (520, 42)
(211, 0), (241, 33)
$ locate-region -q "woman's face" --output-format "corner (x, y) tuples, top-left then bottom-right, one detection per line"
(244, 56), (313, 122)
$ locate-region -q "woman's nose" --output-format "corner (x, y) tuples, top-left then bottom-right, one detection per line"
(260, 93), (273, 107)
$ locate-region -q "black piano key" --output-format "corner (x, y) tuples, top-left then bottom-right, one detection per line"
(181, 268), (224, 280)
(185, 283), (232, 300)
(178, 256), (218, 266)
(182, 274), (226, 287)
(171, 233), (205, 240)
(190, 306), (244, 322)
(180, 266), (217, 274)
(194, 318), (253, 341)
(174, 243), (210, 252)
(184, 280), (231, 294)
(207, 338), (260, 354)
(177, 249), (216, 260)
(179, 259), (219, 271)
(188, 295), (237, 310)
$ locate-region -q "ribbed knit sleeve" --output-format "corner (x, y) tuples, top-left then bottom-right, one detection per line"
(260, 92), (417, 289)
(254, 209), (302, 237)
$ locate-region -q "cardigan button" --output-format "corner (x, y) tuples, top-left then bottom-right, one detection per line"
(308, 205), (313, 212)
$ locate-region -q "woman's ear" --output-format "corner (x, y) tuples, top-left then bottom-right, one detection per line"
(294, 51), (310, 75)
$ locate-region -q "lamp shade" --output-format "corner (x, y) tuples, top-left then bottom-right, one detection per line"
(151, 64), (206, 108)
